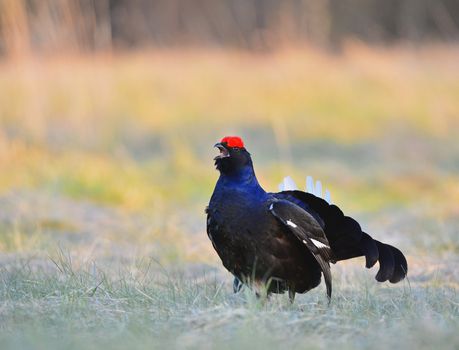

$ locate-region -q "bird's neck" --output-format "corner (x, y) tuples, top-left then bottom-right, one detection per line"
(217, 164), (266, 196)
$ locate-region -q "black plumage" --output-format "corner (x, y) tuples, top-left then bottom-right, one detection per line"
(206, 136), (408, 301)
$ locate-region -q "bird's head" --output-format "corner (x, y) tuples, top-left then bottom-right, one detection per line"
(214, 136), (253, 175)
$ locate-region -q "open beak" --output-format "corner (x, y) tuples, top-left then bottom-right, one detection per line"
(214, 143), (230, 160)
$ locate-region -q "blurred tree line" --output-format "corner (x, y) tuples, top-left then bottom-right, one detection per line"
(1, 0), (458, 55)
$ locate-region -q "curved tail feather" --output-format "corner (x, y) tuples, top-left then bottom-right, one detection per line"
(374, 241), (395, 282)
(360, 232), (379, 268)
(387, 244), (408, 283)
(372, 240), (408, 283)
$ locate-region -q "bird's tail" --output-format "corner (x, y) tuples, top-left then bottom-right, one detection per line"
(315, 204), (408, 284)
(301, 194), (408, 283)
(277, 176), (408, 283)
(337, 231), (408, 283)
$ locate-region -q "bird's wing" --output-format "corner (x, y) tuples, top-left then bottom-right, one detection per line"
(269, 199), (333, 300)
(273, 190), (375, 263)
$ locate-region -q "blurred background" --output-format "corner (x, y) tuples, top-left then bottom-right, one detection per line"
(2, 0), (459, 53)
(0, 1), (458, 348)
(0, 0), (458, 261)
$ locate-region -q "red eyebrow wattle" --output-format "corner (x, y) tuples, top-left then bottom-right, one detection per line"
(221, 136), (244, 148)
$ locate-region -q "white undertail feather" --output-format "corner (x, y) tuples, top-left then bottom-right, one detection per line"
(315, 180), (322, 198)
(278, 176), (332, 204)
(306, 176), (314, 193)
(324, 189), (331, 203)
(278, 176), (298, 191)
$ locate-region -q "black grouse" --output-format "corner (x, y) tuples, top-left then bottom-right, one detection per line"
(206, 136), (408, 301)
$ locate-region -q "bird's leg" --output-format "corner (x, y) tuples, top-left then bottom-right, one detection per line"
(254, 291), (271, 306)
(252, 280), (270, 303)
(288, 289), (296, 303)
(233, 277), (243, 293)
(287, 282), (296, 303)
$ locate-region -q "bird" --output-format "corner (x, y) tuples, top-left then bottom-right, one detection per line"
(206, 136), (408, 302)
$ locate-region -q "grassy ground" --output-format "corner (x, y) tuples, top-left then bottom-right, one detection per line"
(0, 45), (458, 349)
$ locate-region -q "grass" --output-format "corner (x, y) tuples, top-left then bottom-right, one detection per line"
(0, 253), (457, 350)
(0, 45), (458, 349)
